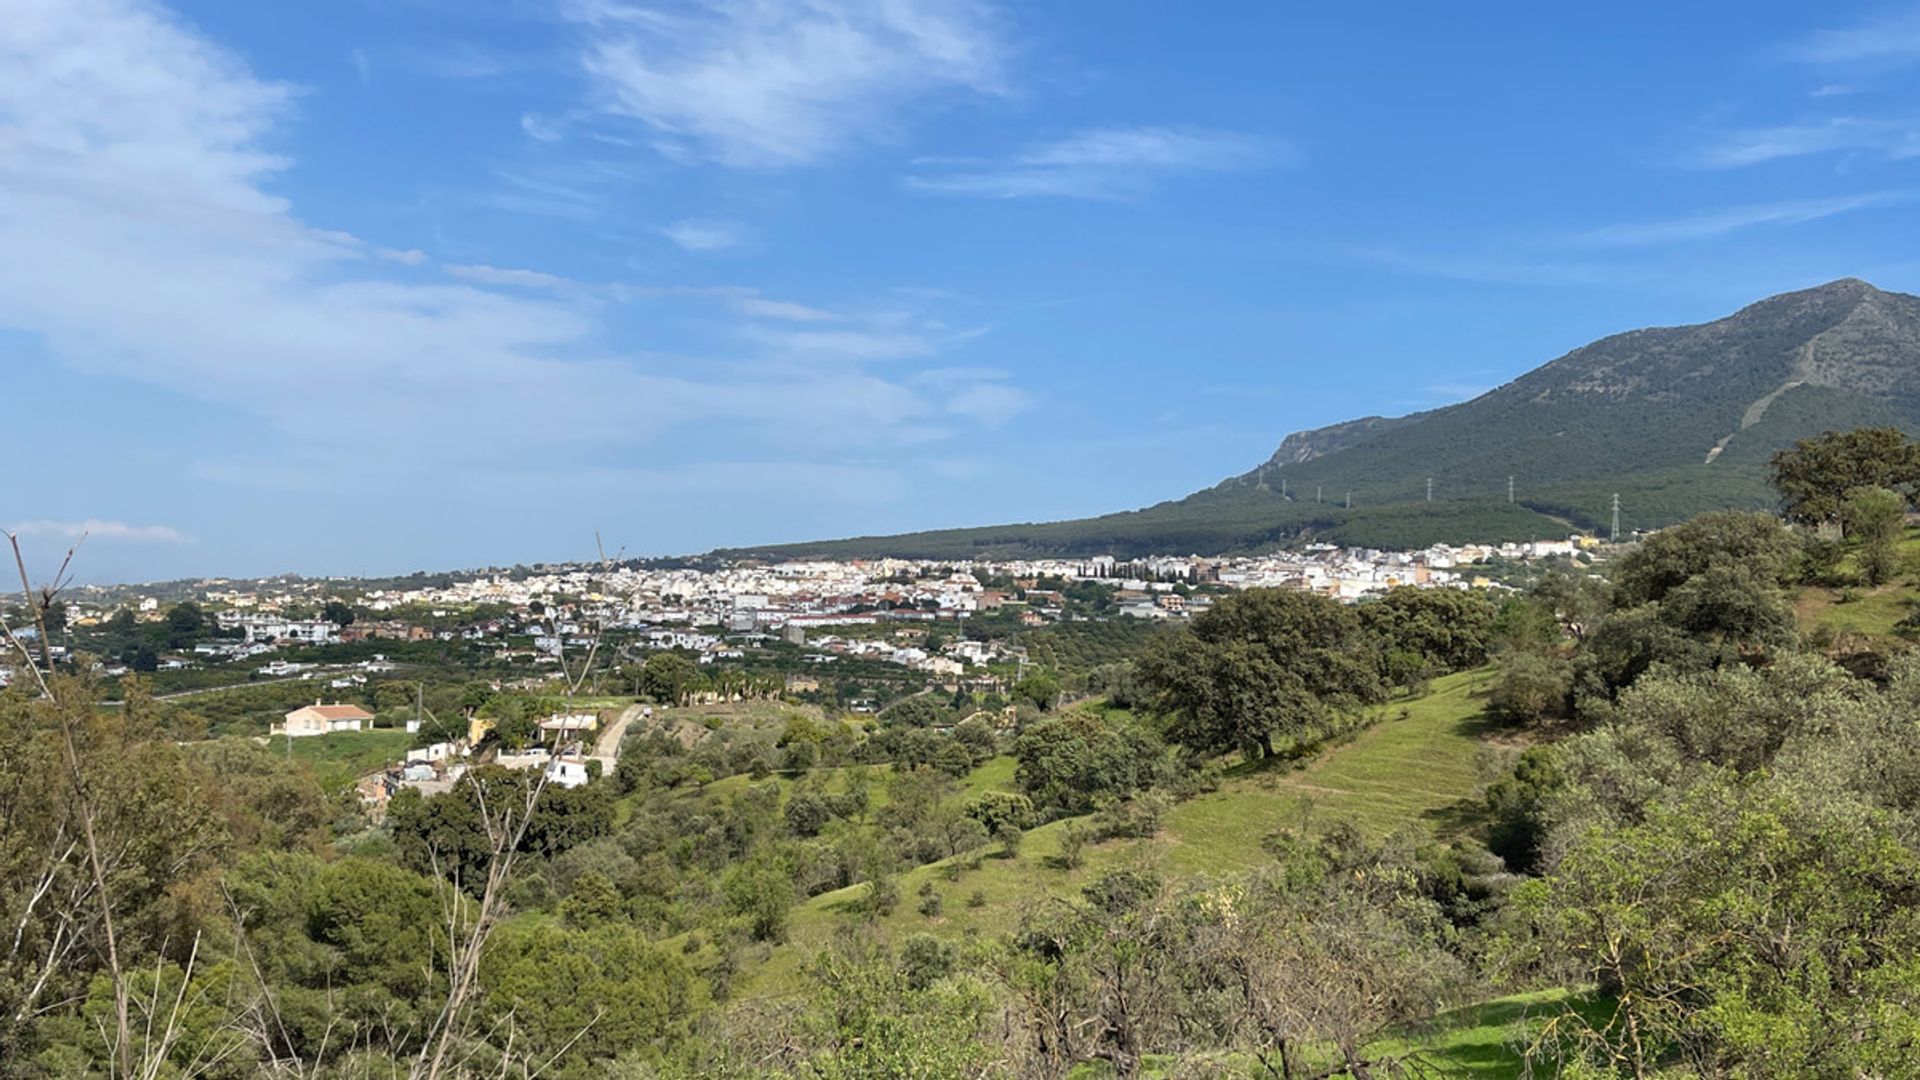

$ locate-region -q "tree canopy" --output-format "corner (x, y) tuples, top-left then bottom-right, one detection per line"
(1769, 426), (1920, 525)
(1610, 511), (1800, 607)
(1137, 588), (1381, 759)
(637, 651), (705, 704)
(1841, 485), (1907, 584)
(1357, 585), (1497, 677)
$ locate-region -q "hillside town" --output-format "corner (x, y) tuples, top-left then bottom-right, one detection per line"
(3, 536), (1598, 692)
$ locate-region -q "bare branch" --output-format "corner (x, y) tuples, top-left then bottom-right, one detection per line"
(7, 531), (132, 1079)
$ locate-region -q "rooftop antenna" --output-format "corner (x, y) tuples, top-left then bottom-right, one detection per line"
(1610, 493), (1621, 543)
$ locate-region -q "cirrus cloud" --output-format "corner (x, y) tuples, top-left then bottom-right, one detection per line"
(906, 125), (1282, 199)
(6, 520), (191, 544)
(1785, 9), (1920, 66)
(0, 0), (1023, 482)
(562, 0), (1007, 168)
(1693, 116), (1920, 168)
(1570, 191), (1914, 246)
(660, 218), (747, 252)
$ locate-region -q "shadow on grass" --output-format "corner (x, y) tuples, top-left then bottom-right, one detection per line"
(1422, 794), (1490, 837)
(814, 878), (906, 921)
(1218, 729), (1345, 780)
(1451, 708), (1506, 739)
(1409, 989), (1618, 1080)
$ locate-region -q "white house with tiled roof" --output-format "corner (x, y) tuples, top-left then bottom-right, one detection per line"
(274, 702), (374, 737)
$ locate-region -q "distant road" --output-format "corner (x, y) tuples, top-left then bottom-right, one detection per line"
(101, 668), (363, 705)
(152, 674), (316, 701)
(590, 702), (644, 772)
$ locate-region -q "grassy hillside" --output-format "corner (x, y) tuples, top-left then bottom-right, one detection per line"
(1798, 581), (1920, 638)
(1097, 986), (1611, 1079)
(1795, 526), (1920, 640)
(732, 668), (1503, 997)
(283, 729), (415, 787)
(1366, 988), (1612, 1080)
(1167, 668), (1498, 853)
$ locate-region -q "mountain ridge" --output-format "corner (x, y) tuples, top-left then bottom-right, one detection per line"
(1216, 277), (1920, 499)
(725, 279), (1920, 560)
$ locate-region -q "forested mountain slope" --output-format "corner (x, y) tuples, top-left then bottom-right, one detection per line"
(733, 279), (1920, 559)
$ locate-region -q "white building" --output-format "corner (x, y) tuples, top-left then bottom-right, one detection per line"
(232, 615), (339, 645)
(273, 702), (374, 737)
(538, 713), (598, 742)
(544, 757), (591, 788)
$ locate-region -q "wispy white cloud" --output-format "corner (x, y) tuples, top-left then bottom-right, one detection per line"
(1342, 186), (1909, 291)
(443, 262), (579, 290)
(735, 296), (836, 322)
(1342, 190), (1899, 285)
(743, 325), (935, 362)
(1570, 191), (1911, 246)
(1680, 13), (1920, 176)
(0, 0), (1020, 497)
(660, 217), (746, 252)
(1694, 116), (1920, 168)
(431, 268), (844, 323)
(562, 0), (1006, 167)
(1420, 373), (1499, 401)
(921, 457), (988, 481)
(399, 40), (532, 80)
(7, 520), (191, 544)
(907, 125), (1279, 199)
(1336, 245), (1611, 287)
(911, 367), (1028, 424)
(478, 158), (649, 221)
(620, 282), (843, 322)
(520, 112), (566, 143)
(912, 365), (1012, 388)
(942, 381), (1029, 424)
(1785, 10), (1920, 65)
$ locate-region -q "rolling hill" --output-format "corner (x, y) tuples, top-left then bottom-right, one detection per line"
(732, 278), (1920, 559)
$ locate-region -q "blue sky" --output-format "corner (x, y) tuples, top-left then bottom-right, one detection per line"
(8, 0), (1920, 582)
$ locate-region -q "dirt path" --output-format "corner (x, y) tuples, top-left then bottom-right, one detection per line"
(589, 702), (644, 770)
